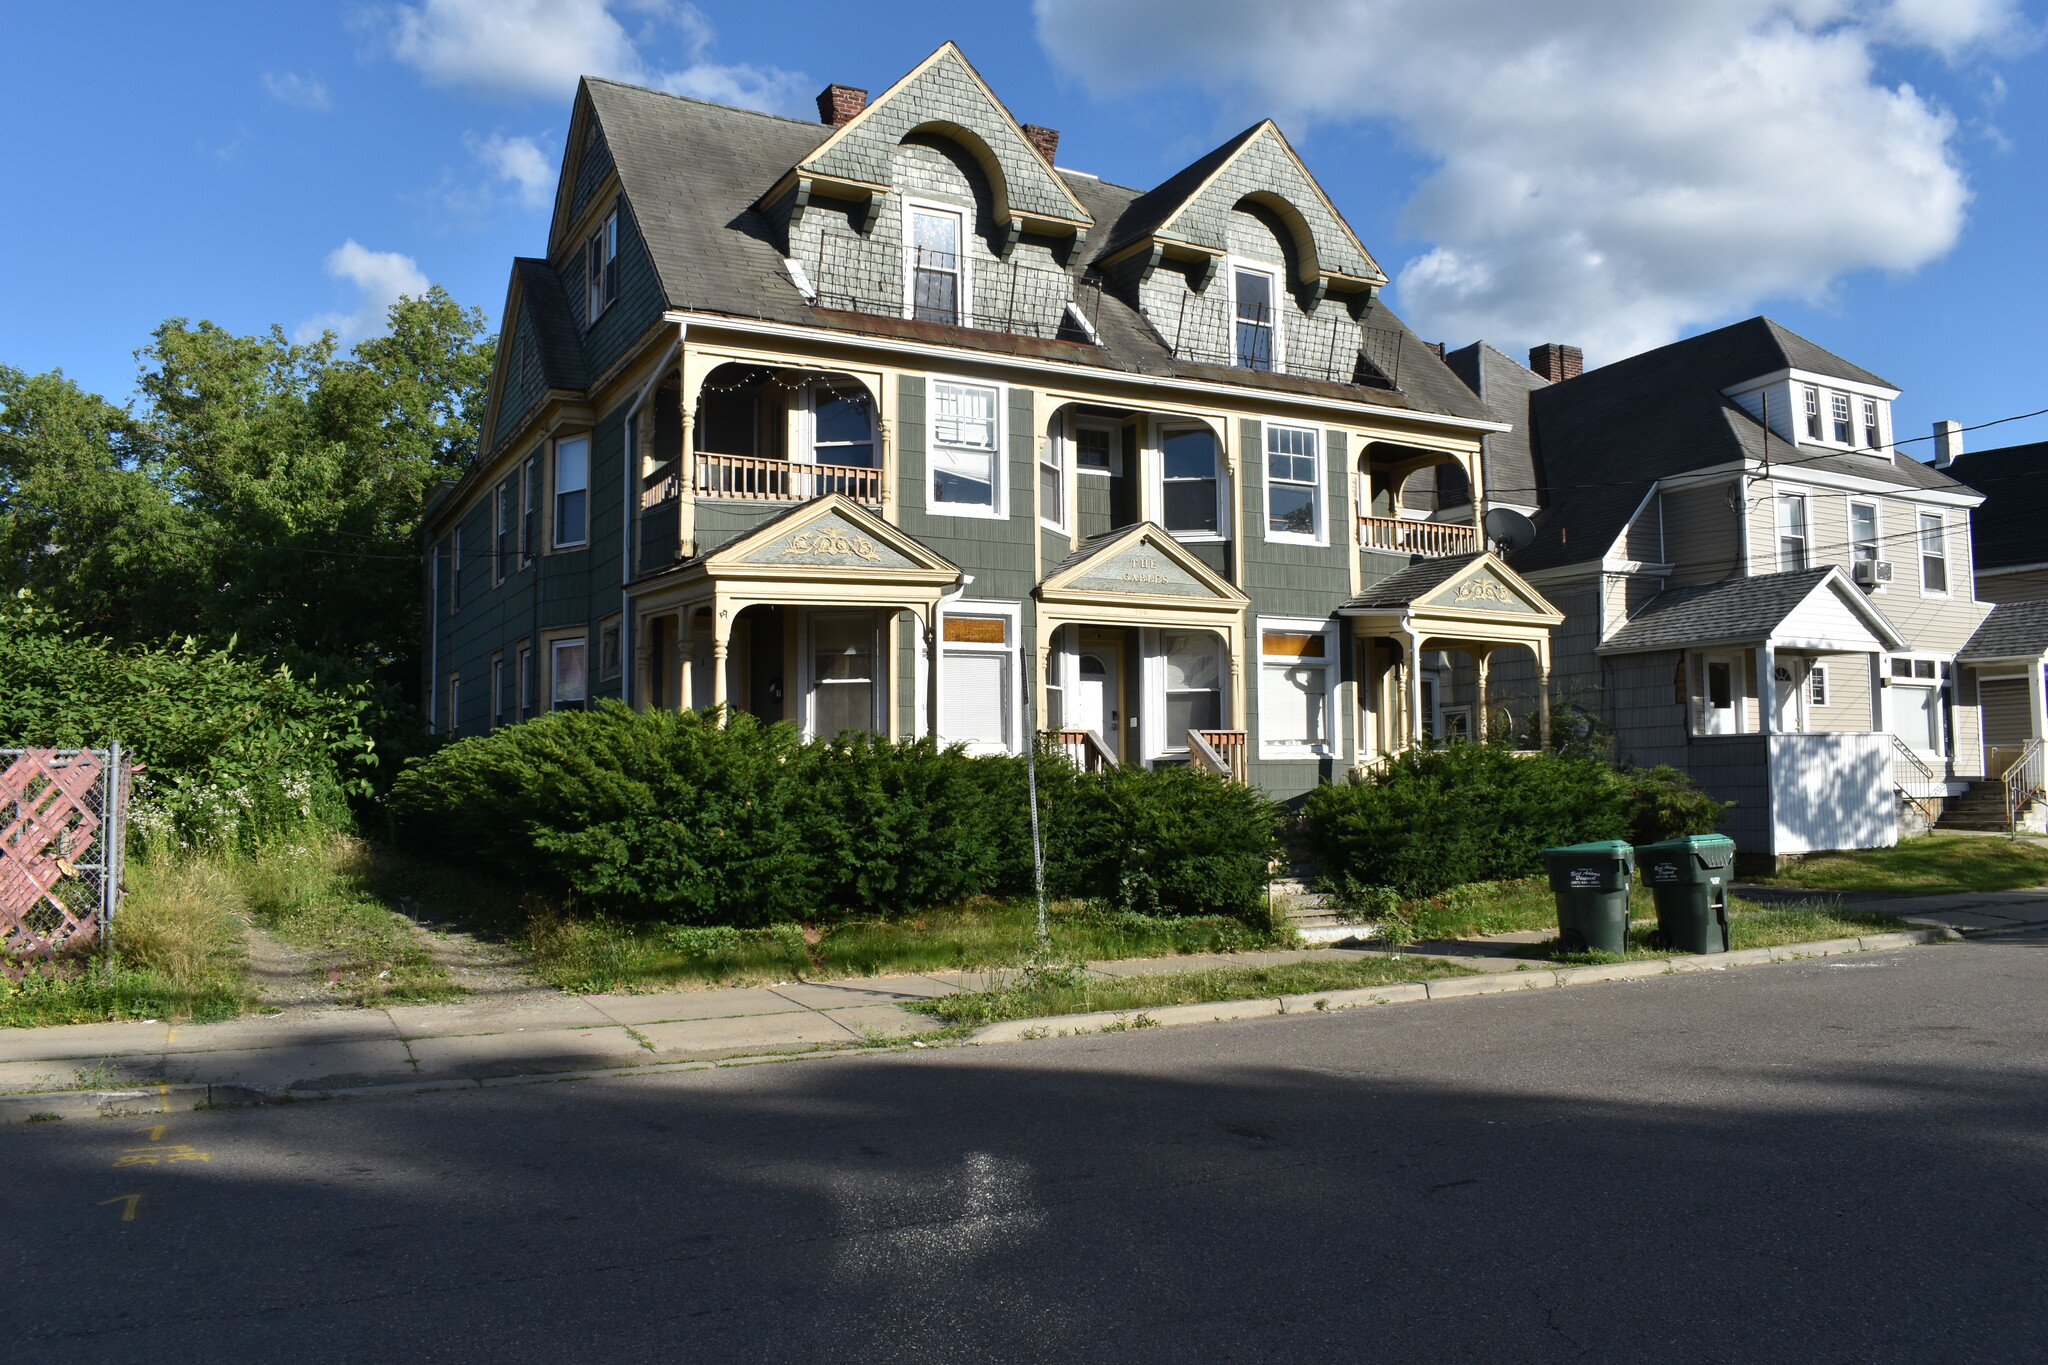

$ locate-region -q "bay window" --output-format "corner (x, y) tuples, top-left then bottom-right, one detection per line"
(1162, 631), (1223, 750)
(1266, 424), (1322, 541)
(1259, 625), (1335, 756)
(1160, 426), (1220, 535)
(554, 436), (589, 547)
(930, 381), (1001, 511)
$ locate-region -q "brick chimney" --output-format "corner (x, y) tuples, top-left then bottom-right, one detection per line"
(1424, 341), (1446, 361)
(1022, 124), (1060, 163)
(1528, 343), (1583, 383)
(1934, 419), (1964, 467)
(816, 84), (867, 126)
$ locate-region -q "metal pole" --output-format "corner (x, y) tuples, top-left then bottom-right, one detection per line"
(1023, 657), (1050, 964)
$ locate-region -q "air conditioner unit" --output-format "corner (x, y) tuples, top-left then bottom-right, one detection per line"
(1852, 560), (1893, 585)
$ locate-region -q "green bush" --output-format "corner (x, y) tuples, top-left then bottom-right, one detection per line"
(387, 704), (1280, 925)
(1618, 765), (1733, 843)
(1304, 742), (1629, 899)
(0, 592), (375, 849)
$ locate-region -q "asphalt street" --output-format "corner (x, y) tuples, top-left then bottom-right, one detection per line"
(8, 932), (2046, 1364)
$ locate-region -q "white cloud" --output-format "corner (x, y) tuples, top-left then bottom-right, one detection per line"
(1035, 0), (2030, 363)
(465, 132), (555, 210)
(263, 71), (331, 110)
(384, 0), (806, 113)
(295, 241), (432, 346)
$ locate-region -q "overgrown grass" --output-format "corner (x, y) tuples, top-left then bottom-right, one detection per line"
(1756, 833), (2048, 895)
(237, 838), (461, 1006)
(909, 956), (1472, 1027)
(1528, 903), (1915, 964)
(522, 899), (1292, 995)
(0, 858), (251, 1028)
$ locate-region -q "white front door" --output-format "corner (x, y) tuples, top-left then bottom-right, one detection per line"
(1703, 655), (1739, 736)
(1071, 651), (1119, 759)
(1773, 661), (1804, 733)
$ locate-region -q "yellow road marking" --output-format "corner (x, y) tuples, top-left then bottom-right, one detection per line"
(99, 1194), (143, 1221)
(135, 1125), (168, 1141)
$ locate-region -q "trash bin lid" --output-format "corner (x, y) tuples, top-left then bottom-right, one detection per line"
(1540, 840), (1635, 857)
(1636, 833), (1735, 852)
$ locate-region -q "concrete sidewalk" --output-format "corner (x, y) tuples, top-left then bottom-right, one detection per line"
(0, 946), (1368, 1099)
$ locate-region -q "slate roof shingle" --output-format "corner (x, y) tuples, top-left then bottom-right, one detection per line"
(512, 258), (588, 392)
(1510, 317), (1970, 576)
(1948, 440), (2048, 571)
(1338, 554), (1483, 610)
(1595, 567), (1880, 653)
(1443, 341), (1544, 507)
(1959, 598), (2048, 661)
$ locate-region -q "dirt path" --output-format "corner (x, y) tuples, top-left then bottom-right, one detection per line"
(242, 912), (553, 1014)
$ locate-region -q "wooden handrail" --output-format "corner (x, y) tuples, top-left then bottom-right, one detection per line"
(1358, 515), (1479, 558)
(1045, 728), (1118, 773)
(1189, 729), (1248, 784)
(694, 453), (882, 504)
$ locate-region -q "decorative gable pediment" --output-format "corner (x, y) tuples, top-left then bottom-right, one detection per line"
(1421, 559), (1556, 617)
(1039, 525), (1249, 609)
(1101, 122), (1385, 291)
(704, 495), (959, 581)
(779, 43), (1091, 238)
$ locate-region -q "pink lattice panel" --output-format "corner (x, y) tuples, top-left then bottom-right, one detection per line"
(0, 749), (105, 954)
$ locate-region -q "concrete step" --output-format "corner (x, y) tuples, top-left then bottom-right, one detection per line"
(1296, 922), (1378, 945)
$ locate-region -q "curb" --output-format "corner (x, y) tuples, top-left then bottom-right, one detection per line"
(0, 1081), (271, 1126)
(962, 926), (1960, 1044)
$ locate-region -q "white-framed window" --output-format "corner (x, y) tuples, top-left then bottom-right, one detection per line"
(928, 379), (1003, 515)
(1158, 630), (1225, 756)
(521, 456), (540, 561)
(1231, 264), (1279, 372)
(1862, 398), (1882, 450)
(1694, 651), (1745, 736)
(493, 477), (515, 585)
(1803, 386), (1823, 440)
(551, 637), (588, 711)
(905, 200), (968, 327)
(1919, 511), (1948, 595)
(1849, 500), (1880, 565)
(807, 381), (875, 468)
(1158, 423), (1223, 537)
(1809, 664), (1829, 708)
(1258, 619), (1337, 758)
(1074, 421), (1117, 475)
(1775, 492), (1808, 570)
(554, 436), (589, 547)
(938, 604), (1021, 756)
(488, 651), (504, 729)
(585, 209), (618, 325)
(1831, 391), (1853, 444)
(809, 611), (880, 738)
(517, 643), (534, 718)
(1889, 656), (1944, 755)
(449, 528), (464, 611)
(1038, 429), (1064, 531)
(1265, 424), (1323, 543)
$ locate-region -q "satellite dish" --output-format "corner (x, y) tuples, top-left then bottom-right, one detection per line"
(1483, 507), (1537, 554)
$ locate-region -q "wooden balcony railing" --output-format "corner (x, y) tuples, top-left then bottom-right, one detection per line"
(1359, 515), (1480, 558)
(695, 453), (881, 504)
(1046, 729), (1118, 773)
(1188, 729), (1248, 784)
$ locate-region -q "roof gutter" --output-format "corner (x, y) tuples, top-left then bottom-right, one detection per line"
(660, 309), (1511, 434)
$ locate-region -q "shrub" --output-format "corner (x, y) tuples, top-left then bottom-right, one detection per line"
(388, 704), (1280, 925)
(1304, 742), (1628, 899)
(0, 592), (375, 849)
(1618, 765), (1733, 844)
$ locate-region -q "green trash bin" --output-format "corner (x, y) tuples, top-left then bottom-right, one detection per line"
(1635, 834), (1737, 954)
(1539, 840), (1635, 956)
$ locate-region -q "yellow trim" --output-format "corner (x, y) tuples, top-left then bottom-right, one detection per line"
(1037, 522), (1250, 607)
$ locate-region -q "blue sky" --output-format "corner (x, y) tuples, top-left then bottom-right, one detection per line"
(5, 1), (2044, 455)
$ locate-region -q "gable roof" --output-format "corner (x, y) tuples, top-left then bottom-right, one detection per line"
(1340, 553), (1482, 609)
(1338, 552), (1562, 623)
(1512, 317), (1968, 575)
(1948, 440), (2048, 571)
(1039, 522), (1248, 606)
(1596, 566), (1903, 653)
(1093, 121), (1385, 287)
(1443, 341), (1544, 507)
(478, 257), (590, 454)
(1960, 598), (2048, 661)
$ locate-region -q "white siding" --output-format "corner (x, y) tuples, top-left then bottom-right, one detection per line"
(1770, 732), (1898, 853)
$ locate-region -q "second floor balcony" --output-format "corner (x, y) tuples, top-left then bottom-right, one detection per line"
(1359, 515), (1480, 559)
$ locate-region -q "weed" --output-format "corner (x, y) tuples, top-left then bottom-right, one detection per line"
(25, 1111), (62, 1123)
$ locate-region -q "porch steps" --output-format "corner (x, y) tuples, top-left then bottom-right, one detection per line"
(1270, 867), (1375, 945)
(1938, 781), (2015, 833)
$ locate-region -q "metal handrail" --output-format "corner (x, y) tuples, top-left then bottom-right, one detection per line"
(2004, 736), (2047, 832)
(1890, 734), (1941, 829)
